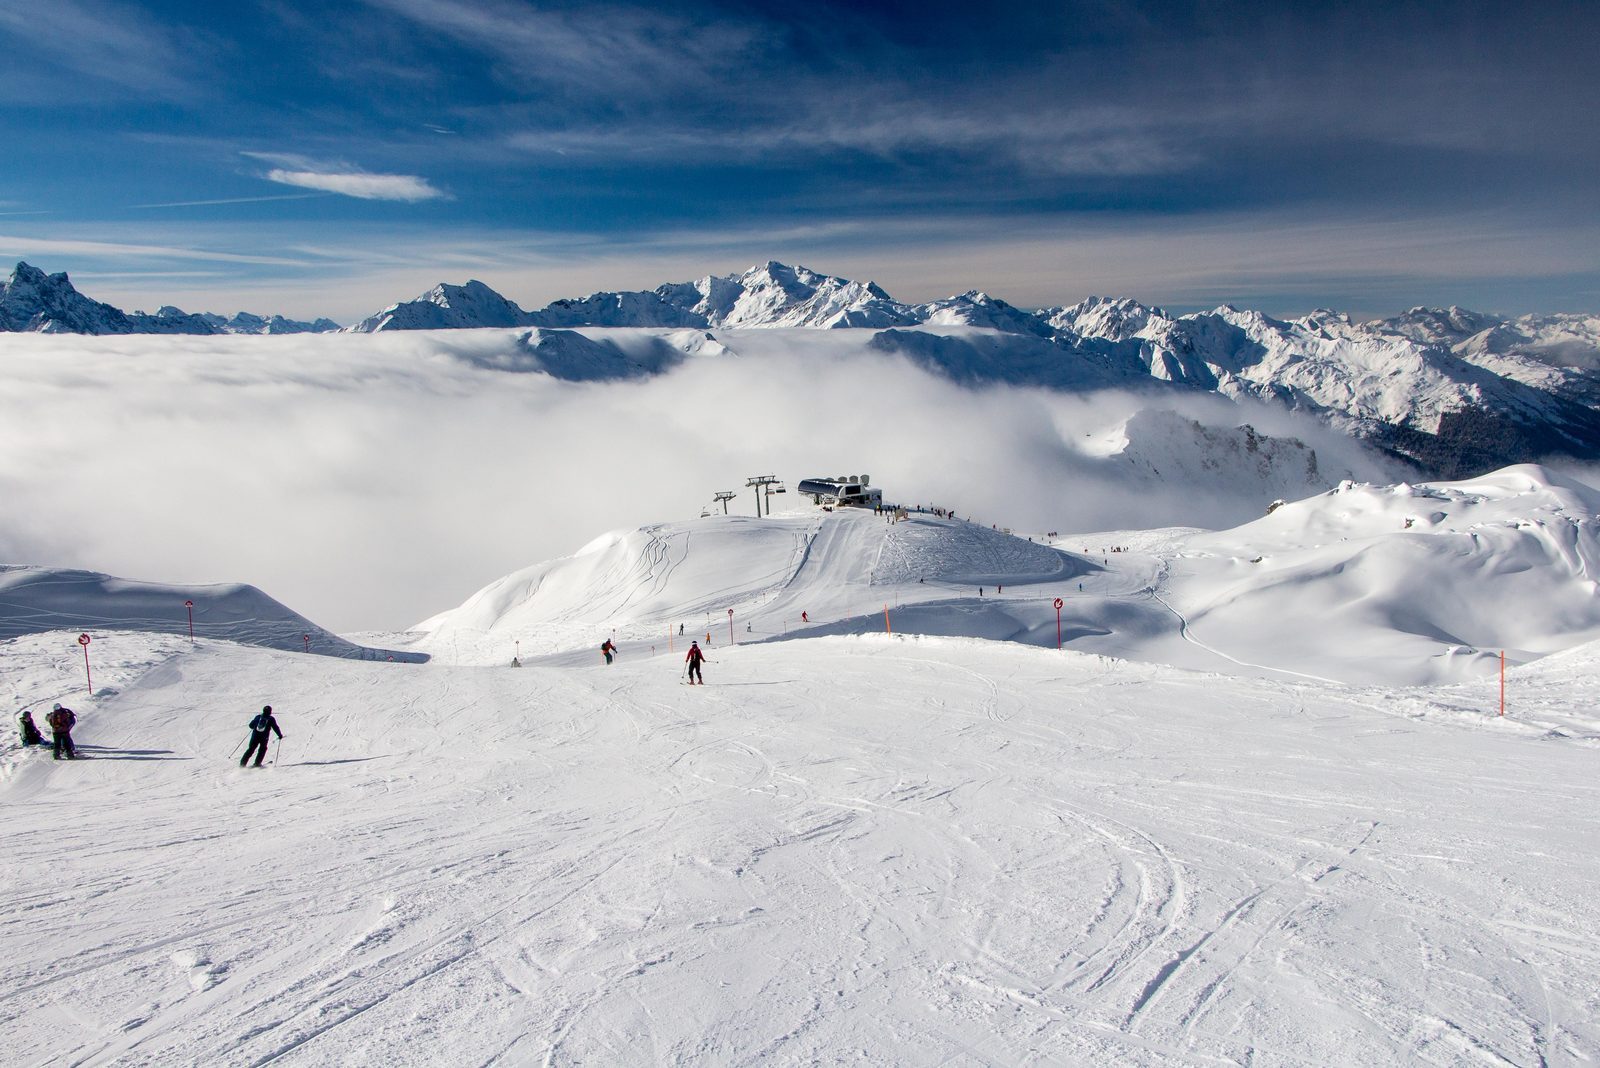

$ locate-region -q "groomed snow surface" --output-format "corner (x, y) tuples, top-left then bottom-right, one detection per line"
(5, 467), (1600, 1066)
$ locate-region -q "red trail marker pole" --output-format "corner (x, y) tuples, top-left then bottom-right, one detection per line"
(185, 599), (194, 641)
(78, 633), (93, 695)
(1500, 650), (1505, 716)
(1054, 598), (1064, 650)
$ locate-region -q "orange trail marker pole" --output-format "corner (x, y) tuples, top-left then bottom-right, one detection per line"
(884, 604), (891, 634)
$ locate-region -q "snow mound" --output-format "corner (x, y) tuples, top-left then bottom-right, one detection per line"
(416, 510), (1086, 664)
(1166, 464), (1600, 683)
(0, 566), (423, 661)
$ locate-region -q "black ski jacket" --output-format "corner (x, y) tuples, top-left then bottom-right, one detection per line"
(249, 712), (283, 739)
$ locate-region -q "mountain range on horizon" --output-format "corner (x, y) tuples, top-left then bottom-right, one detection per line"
(7, 258), (1600, 479)
(0, 261), (339, 336)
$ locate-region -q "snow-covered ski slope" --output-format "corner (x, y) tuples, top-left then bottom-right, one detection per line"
(4, 465), (1600, 1066)
(417, 465), (1600, 688)
(3, 631), (1597, 1065)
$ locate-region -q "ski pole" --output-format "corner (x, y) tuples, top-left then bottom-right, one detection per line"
(271, 736), (282, 767)
(230, 736), (246, 759)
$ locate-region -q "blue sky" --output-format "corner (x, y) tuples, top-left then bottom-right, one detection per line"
(0, 0), (1595, 322)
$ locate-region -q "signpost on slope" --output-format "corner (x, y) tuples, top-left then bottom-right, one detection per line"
(1054, 598), (1064, 650)
(78, 633), (93, 696)
(727, 608), (735, 646)
(302, 633), (310, 653)
(185, 599), (195, 642)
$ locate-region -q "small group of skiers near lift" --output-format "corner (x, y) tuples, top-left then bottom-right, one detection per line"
(16, 704), (77, 760)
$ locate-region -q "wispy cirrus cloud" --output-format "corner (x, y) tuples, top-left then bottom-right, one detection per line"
(246, 153), (447, 202)
(359, 0), (757, 99)
(0, 232), (316, 267)
(265, 170), (445, 201)
(0, 0), (197, 97)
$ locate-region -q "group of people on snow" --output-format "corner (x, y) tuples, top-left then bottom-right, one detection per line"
(590, 636), (712, 684)
(16, 702), (284, 768)
(589, 636), (712, 684)
(15, 704), (77, 760)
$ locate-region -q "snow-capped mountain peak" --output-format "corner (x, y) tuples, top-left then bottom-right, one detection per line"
(0, 261), (340, 335)
(346, 279), (535, 332)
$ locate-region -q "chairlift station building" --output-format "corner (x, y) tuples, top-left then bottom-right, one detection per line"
(797, 475), (882, 509)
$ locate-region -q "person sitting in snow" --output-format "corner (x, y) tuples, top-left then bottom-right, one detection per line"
(601, 639), (618, 665)
(240, 705), (282, 768)
(18, 709), (44, 746)
(46, 703), (77, 760)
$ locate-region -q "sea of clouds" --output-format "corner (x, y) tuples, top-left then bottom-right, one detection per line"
(0, 329), (1398, 630)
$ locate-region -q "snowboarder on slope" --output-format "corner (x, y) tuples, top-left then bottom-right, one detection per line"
(240, 705), (282, 768)
(685, 641), (708, 685)
(18, 709), (44, 746)
(601, 639), (618, 665)
(46, 703), (77, 760)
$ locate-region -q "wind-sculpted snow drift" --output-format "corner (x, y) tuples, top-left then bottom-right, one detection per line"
(0, 566), (423, 661)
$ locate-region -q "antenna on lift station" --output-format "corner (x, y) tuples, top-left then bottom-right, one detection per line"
(745, 475), (780, 517)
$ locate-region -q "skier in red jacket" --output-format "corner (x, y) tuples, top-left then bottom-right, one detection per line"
(685, 641), (708, 685)
(47, 703), (77, 760)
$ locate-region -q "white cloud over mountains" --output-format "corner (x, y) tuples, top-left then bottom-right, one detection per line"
(263, 169), (445, 202)
(0, 329), (1393, 632)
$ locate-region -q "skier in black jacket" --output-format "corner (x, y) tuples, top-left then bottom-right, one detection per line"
(18, 709), (44, 746)
(240, 705), (283, 767)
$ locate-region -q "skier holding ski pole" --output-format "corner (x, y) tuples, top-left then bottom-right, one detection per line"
(685, 641), (709, 685)
(240, 705), (283, 768)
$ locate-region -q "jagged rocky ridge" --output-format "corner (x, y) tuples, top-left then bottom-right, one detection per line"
(0, 262), (338, 335)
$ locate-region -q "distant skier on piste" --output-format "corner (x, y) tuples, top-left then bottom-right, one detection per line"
(601, 639), (618, 665)
(240, 705), (282, 768)
(18, 709), (44, 746)
(685, 640), (708, 685)
(47, 703), (77, 760)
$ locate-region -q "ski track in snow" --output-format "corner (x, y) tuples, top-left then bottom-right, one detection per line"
(5, 633), (1597, 1066)
(5, 494), (1600, 1065)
